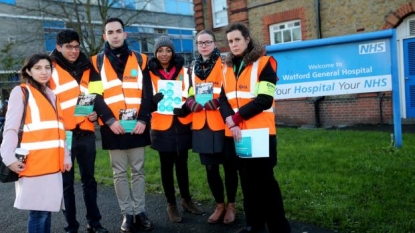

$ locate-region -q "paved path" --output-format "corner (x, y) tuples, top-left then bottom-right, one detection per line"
(0, 181), (336, 233)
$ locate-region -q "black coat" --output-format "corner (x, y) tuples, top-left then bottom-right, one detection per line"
(147, 54), (192, 152)
(93, 48), (153, 150)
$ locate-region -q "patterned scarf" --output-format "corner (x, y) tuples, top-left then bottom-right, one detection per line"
(103, 42), (131, 79)
(194, 48), (221, 80)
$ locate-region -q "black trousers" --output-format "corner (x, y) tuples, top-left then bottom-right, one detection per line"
(202, 153), (238, 204)
(159, 150), (191, 204)
(63, 132), (101, 232)
(225, 136), (291, 233)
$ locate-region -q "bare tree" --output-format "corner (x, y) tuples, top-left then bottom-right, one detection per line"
(25, 0), (154, 56)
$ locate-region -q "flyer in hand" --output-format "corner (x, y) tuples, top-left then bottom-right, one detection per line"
(235, 128), (269, 158)
(157, 80), (183, 115)
(119, 108), (138, 133)
(195, 82), (213, 105)
(74, 94), (96, 116)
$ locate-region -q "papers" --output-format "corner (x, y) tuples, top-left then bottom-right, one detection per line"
(235, 128), (269, 158)
(65, 131), (73, 151)
(74, 94), (96, 116)
(195, 82), (213, 105)
(157, 80), (183, 115)
(119, 109), (138, 133)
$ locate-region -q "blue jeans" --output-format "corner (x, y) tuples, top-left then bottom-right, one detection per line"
(28, 211), (51, 233)
(63, 132), (101, 231)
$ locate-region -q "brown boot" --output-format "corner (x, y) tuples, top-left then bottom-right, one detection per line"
(167, 203), (182, 223)
(181, 198), (205, 215)
(223, 202), (236, 224)
(207, 203), (225, 224)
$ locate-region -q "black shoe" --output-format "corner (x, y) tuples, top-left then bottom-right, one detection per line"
(121, 214), (134, 232)
(86, 224), (108, 233)
(135, 212), (154, 231)
(238, 226), (266, 233)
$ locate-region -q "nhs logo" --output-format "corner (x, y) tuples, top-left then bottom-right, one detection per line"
(359, 42), (386, 54)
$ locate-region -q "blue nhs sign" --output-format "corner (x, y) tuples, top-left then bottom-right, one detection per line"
(359, 42), (386, 54)
(267, 33), (393, 99)
(267, 29), (402, 147)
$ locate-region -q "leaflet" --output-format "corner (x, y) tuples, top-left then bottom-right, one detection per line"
(119, 108), (138, 133)
(235, 128), (269, 158)
(195, 82), (213, 105)
(74, 94), (96, 116)
(157, 80), (183, 115)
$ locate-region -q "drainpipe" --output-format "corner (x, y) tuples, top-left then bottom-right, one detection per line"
(312, 96), (324, 128)
(315, 0), (322, 39)
(313, 0), (323, 128)
(379, 92), (385, 124)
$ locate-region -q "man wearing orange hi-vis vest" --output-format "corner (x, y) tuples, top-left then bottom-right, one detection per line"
(89, 18), (154, 233)
(49, 30), (108, 233)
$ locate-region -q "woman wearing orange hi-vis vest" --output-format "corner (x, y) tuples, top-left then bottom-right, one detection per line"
(0, 54), (71, 233)
(149, 35), (204, 223)
(187, 29), (238, 225)
(219, 23), (291, 233)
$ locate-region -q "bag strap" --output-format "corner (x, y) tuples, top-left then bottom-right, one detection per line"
(96, 52), (104, 73)
(17, 87), (29, 146)
(187, 60), (195, 87)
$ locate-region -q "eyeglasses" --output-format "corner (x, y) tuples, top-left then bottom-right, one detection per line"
(62, 44), (81, 51)
(196, 41), (214, 47)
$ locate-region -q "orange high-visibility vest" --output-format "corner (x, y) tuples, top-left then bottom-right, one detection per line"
(19, 84), (66, 177)
(49, 63), (95, 131)
(91, 53), (147, 125)
(222, 56), (276, 137)
(190, 57), (225, 131)
(150, 67), (192, 131)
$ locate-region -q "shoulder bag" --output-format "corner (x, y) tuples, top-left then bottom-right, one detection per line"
(0, 87), (29, 183)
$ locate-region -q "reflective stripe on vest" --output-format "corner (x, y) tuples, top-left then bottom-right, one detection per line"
(150, 67), (192, 131)
(190, 58), (225, 131)
(19, 84), (65, 177)
(94, 53), (145, 125)
(50, 64), (95, 131)
(222, 56), (276, 136)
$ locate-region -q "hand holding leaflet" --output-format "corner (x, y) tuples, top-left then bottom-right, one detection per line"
(74, 94), (96, 116)
(119, 108), (138, 133)
(234, 128), (269, 158)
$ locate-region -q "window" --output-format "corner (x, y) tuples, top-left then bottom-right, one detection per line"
(125, 26), (140, 51)
(136, 0), (164, 12)
(0, 0), (15, 4)
(270, 20), (301, 45)
(212, 0), (228, 28)
(110, 0), (136, 9)
(163, 0), (193, 15)
(409, 19), (415, 36)
(140, 38), (154, 53)
(155, 28), (167, 34)
(43, 21), (65, 52)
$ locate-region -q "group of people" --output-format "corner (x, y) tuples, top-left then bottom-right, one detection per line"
(0, 16), (290, 233)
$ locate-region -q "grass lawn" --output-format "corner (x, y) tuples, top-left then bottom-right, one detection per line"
(89, 127), (415, 233)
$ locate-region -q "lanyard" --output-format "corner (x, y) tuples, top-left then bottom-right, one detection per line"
(233, 61), (244, 78)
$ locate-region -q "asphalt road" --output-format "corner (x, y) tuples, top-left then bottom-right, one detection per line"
(0, 181), (336, 233)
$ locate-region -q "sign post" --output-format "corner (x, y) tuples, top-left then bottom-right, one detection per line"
(267, 29), (402, 147)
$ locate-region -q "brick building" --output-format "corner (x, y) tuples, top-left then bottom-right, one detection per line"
(193, 0), (415, 127)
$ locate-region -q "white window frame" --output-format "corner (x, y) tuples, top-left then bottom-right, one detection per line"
(212, 0), (228, 28)
(269, 20), (302, 45)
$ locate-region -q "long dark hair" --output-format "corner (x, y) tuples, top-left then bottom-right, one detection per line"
(20, 53), (53, 94)
(225, 23), (255, 53)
